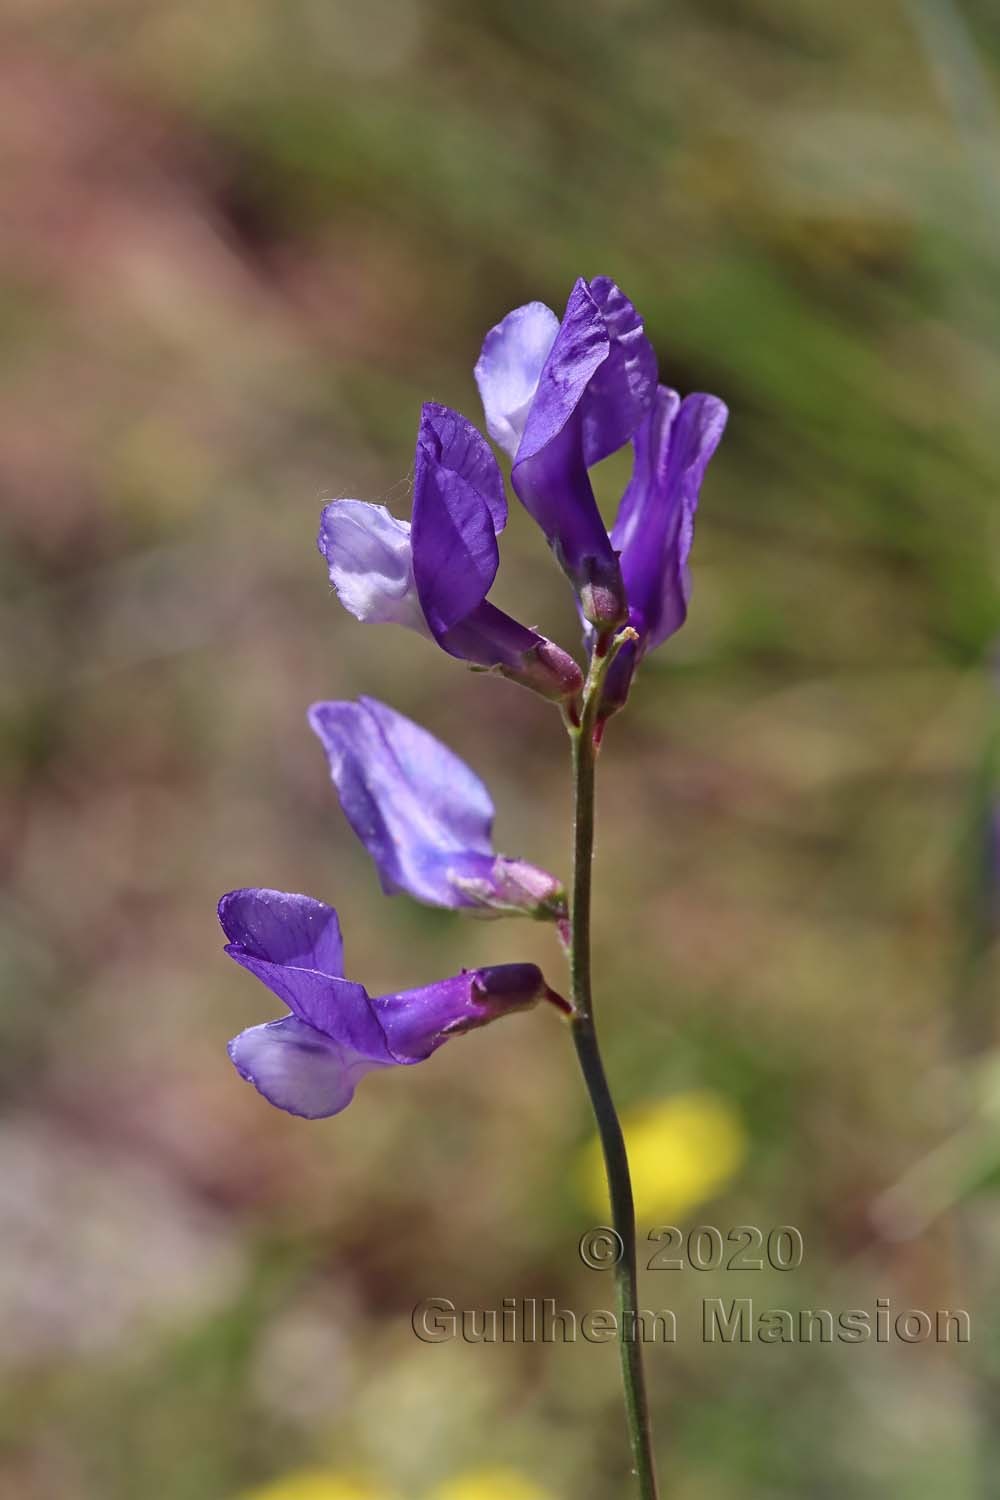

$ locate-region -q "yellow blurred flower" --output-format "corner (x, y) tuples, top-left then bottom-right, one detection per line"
(578, 1090), (746, 1221)
(240, 1471), (390, 1500)
(430, 1469), (556, 1500)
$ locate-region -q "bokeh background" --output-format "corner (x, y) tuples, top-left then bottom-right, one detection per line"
(2, 1), (999, 1496)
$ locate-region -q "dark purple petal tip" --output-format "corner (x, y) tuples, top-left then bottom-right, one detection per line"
(219, 888), (346, 977)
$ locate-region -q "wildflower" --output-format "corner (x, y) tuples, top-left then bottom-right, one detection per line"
(221, 889), (556, 1118)
(431, 1470), (557, 1500)
(476, 277), (656, 629)
(239, 1472), (390, 1500)
(318, 403), (582, 703)
(308, 696), (565, 920)
(578, 1089), (746, 1221)
(597, 386), (727, 715)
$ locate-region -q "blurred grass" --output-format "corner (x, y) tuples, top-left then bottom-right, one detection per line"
(0, 0), (998, 1496)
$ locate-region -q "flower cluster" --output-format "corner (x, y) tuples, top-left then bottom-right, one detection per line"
(220, 276), (725, 1118)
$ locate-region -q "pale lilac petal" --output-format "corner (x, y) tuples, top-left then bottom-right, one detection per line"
(317, 500), (430, 635)
(228, 1017), (390, 1119)
(339, 695), (494, 844)
(307, 697), (495, 906)
(475, 301), (560, 459)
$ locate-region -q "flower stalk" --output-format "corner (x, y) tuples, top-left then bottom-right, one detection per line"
(564, 629), (660, 1500)
(222, 273), (727, 1492)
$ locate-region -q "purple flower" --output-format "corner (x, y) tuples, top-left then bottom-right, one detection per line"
(308, 696), (565, 919)
(318, 403), (582, 703)
(598, 385), (727, 715)
(475, 277), (657, 629)
(221, 889), (553, 1118)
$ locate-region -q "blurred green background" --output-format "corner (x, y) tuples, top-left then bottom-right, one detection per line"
(2, 0), (999, 1496)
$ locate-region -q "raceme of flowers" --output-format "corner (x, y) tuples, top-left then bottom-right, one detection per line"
(221, 276), (726, 1118)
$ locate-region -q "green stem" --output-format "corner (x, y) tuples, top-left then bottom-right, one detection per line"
(566, 632), (659, 1500)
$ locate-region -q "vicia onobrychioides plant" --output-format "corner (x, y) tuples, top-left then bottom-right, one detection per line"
(220, 276), (727, 1500)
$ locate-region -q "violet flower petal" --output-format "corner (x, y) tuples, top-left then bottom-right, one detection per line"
(578, 276), (659, 467)
(308, 697), (495, 905)
(409, 404), (583, 698)
(308, 697), (565, 916)
(219, 888), (390, 1053)
(418, 401), (508, 534)
(411, 403), (506, 635)
(507, 280), (610, 587)
(595, 386), (726, 718)
(373, 963), (547, 1061)
(475, 301), (560, 460)
(439, 603), (582, 701)
(317, 407), (583, 702)
(219, 888), (346, 976)
(221, 890), (552, 1118)
(488, 278), (655, 626)
(434, 598), (539, 668)
(612, 387), (728, 652)
(228, 1016), (390, 1119)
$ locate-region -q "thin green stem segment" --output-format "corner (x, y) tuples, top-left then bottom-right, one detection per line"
(566, 631), (659, 1500)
